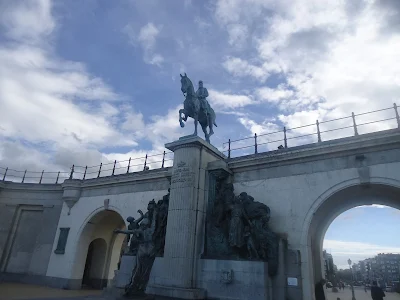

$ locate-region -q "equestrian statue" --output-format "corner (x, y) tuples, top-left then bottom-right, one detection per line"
(179, 73), (217, 143)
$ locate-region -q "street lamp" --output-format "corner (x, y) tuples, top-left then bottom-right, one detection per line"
(348, 259), (356, 300)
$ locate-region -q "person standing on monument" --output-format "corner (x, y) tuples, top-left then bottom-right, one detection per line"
(196, 80), (209, 116)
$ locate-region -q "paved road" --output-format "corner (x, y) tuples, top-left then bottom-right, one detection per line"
(0, 283), (150, 300)
(4, 282), (399, 300)
(0, 283), (102, 300)
(326, 286), (400, 300)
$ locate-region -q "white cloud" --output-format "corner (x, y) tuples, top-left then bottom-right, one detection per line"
(4, 0), (400, 180)
(146, 105), (192, 149)
(0, 1), (171, 181)
(256, 86), (294, 103)
(227, 24), (248, 47)
(215, 0), (400, 140)
(194, 17), (211, 30)
(237, 117), (287, 151)
(0, 45), (132, 149)
(0, 0), (55, 43)
(138, 23), (164, 66)
(239, 118), (280, 136)
(355, 204), (390, 209)
(208, 89), (255, 110)
(124, 22), (164, 67)
(222, 57), (270, 82)
(323, 239), (400, 270)
(138, 22), (160, 51)
(214, 0), (269, 26)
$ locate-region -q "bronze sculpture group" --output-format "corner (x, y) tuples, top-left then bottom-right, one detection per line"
(207, 182), (279, 276)
(114, 190), (170, 296)
(111, 74), (279, 297)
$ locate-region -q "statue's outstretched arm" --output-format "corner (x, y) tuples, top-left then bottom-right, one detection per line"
(135, 213), (144, 224)
(114, 229), (136, 235)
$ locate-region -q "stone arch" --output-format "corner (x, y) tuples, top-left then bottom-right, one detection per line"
(300, 177), (400, 300)
(74, 205), (126, 245)
(70, 208), (126, 289)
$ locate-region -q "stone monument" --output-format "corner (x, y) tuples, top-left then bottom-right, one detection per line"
(109, 74), (287, 300)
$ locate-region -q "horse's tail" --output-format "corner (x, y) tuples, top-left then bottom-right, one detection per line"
(210, 107), (217, 127)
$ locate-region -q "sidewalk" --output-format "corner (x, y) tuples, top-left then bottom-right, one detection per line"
(0, 283), (102, 300)
(326, 286), (400, 300)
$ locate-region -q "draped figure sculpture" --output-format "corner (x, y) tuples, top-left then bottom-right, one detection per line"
(114, 193), (170, 297)
(115, 207), (157, 296)
(206, 183), (279, 276)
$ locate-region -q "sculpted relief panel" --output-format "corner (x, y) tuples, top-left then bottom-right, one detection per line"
(206, 181), (280, 276)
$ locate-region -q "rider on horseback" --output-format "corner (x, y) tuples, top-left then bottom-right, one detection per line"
(196, 80), (209, 116)
(179, 74), (216, 142)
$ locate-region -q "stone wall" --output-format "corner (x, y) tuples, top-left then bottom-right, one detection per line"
(0, 183), (63, 282)
(46, 168), (172, 289)
(2, 129), (400, 300)
(0, 168), (172, 289)
(223, 129), (400, 300)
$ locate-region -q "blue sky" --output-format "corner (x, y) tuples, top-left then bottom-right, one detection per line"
(1, 1), (400, 263)
(324, 205), (400, 269)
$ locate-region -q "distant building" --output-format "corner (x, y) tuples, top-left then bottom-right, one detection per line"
(358, 253), (400, 284)
(323, 250), (336, 280)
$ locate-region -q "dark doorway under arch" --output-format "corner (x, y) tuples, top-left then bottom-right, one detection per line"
(82, 238), (107, 289)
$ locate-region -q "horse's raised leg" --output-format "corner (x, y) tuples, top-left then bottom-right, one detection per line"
(193, 114), (198, 136)
(202, 123), (210, 143)
(208, 115), (214, 137)
(179, 109), (185, 128)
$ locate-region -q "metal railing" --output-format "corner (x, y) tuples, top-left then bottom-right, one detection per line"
(0, 150), (174, 184)
(69, 151), (174, 180)
(0, 167), (70, 184)
(2, 103), (400, 183)
(223, 103), (400, 158)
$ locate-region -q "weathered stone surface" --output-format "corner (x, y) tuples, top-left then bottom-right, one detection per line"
(0, 183), (62, 278)
(199, 259), (271, 300)
(1, 128), (400, 300)
(147, 137), (224, 298)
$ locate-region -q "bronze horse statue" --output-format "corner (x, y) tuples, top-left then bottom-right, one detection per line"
(179, 73), (217, 143)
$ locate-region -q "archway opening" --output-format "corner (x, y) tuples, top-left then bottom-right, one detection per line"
(306, 183), (400, 299)
(323, 206), (400, 298)
(82, 238), (107, 289)
(71, 209), (126, 290)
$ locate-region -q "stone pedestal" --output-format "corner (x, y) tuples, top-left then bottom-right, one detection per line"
(147, 136), (226, 299)
(199, 259), (272, 300)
